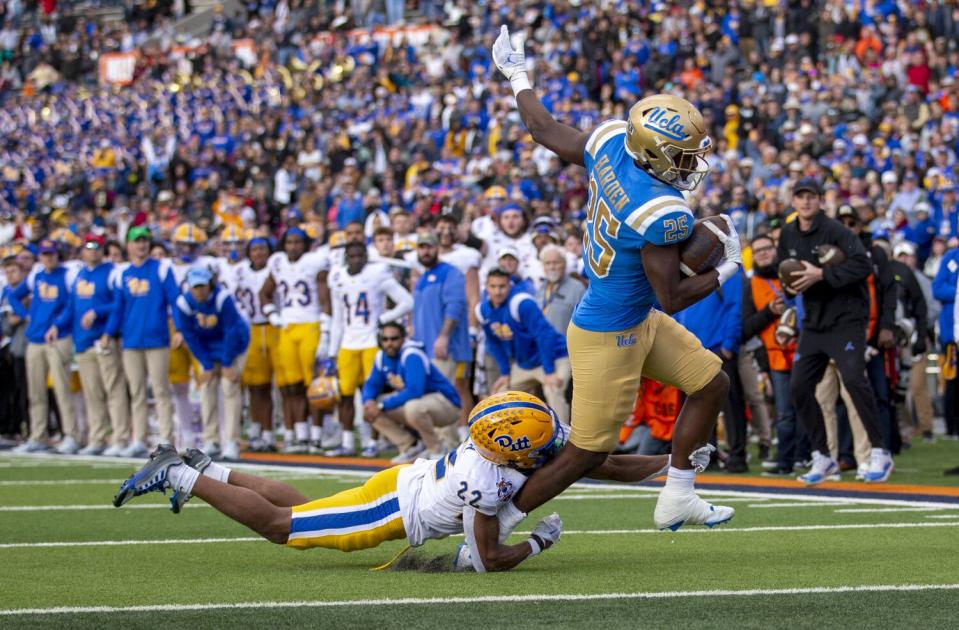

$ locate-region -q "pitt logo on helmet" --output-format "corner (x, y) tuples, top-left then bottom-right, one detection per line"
(468, 391), (568, 470)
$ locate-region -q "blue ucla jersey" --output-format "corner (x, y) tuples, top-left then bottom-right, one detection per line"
(572, 120), (694, 332)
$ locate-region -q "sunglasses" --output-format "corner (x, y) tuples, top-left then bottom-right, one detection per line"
(752, 245), (776, 254)
(84, 242), (101, 250)
(380, 335), (402, 342)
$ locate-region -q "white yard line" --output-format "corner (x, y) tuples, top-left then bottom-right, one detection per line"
(747, 502), (846, 509)
(2, 583), (958, 616)
(2, 521), (958, 550)
(0, 504), (213, 512)
(924, 514), (959, 519)
(0, 479), (127, 486)
(834, 507), (957, 513)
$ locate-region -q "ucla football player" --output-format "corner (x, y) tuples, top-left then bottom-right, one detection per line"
(492, 26), (740, 530)
(114, 391), (711, 572)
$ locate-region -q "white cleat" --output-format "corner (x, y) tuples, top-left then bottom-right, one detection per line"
(863, 448), (894, 483)
(102, 443), (125, 457)
(55, 436), (79, 455)
(220, 441), (240, 461)
(653, 488), (735, 532)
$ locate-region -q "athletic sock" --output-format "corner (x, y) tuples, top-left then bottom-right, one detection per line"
(262, 430), (275, 446)
(663, 466), (696, 492)
(284, 429), (295, 445)
(294, 421), (309, 442)
(309, 424), (323, 443)
(248, 422), (262, 440)
(200, 460), (231, 483)
(341, 430), (355, 451)
(167, 463), (200, 496)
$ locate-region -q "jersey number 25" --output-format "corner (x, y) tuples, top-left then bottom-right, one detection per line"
(584, 177), (621, 278)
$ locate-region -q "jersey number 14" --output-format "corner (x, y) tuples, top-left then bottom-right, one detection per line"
(343, 291), (370, 326)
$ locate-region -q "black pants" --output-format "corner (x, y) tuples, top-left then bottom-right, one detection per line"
(721, 356), (748, 464)
(0, 351), (27, 436)
(790, 324), (884, 454)
(944, 376), (959, 437)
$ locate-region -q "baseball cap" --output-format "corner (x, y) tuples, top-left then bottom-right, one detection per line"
(837, 204), (859, 222)
(881, 171), (898, 184)
(913, 201), (932, 215)
(497, 245), (520, 261)
(793, 178), (821, 196)
(84, 234), (105, 249)
(416, 232), (438, 247)
(186, 266), (213, 287)
(37, 239), (58, 254)
(127, 226), (152, 242)
(893, 242), (916, 258)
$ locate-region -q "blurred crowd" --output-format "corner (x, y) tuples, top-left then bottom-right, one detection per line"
(1, 1), (958, 474)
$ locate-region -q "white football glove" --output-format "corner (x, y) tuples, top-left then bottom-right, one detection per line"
(528, 512), (563, 555)
(315, 313), (331, 361)
(492, 25), (532, 95)
(705, 214), (742, 285)
(688, 444), (716, 474)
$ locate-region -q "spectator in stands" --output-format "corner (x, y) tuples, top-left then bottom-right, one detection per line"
(536, 244), (585, 335)
(105, 226), (180, 456)
(60, 234), (129, 457)
(362, 321), (461, 461)
(8, 239), (77, 454)
(477, 267), (570, 425)
(175, 266), (250, 461)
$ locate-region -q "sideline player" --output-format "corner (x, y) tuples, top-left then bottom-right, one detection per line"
(259, 228), (331, 453)
(492, 26), (740, 531)
(233, 235), (279, 451)
(113, 392), (712, 572)
(325, 242), (413, 457)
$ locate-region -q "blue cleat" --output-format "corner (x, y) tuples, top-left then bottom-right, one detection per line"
(797, 452), (840, 485)
(112, 444), (190, 513)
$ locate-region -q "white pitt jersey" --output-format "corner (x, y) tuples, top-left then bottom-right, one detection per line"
(480, 231), (536, 283)
(397, 441), (528, 547)
(267, 250), (329, 325)
(439, 244), (482, 276)
(232, 261), (271, 325)
(216, 258), (243, 295)
(330, 262), (410, 350)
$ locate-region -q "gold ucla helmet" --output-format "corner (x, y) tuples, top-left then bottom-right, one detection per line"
(307, 375), (340, 412)
(624, 94), (712, 191)
(468, 391), (568, 470)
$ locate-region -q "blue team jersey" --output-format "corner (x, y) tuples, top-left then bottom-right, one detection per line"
(572, 120), (694, 332)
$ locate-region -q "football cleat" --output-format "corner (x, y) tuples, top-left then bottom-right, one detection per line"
(113, 445), (189, 513)
(181, 447), (212, 474)
(119, 441), (148, 458)
(468, 391), (567, 470)
(102, 443), (125, 457)
(12, 440), (49, 453)
(390, 442), (426, 465)
(653, 488), (735, 531)
(863, 449), (894, 483)
(56, 436), (79, 455)
(323, 446), (356, 458)
(360, 444), (380, 458)
(797, 452), (840, 485)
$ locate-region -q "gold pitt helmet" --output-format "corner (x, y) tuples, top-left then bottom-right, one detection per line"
(468, 391), (568, 470)
(220, 225), (249, 244)
(307, 375), (340, 412)
(172, 222), (208, 245)
(624, 94), (712, 191)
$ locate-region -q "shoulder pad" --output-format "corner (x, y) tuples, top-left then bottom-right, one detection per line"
(585, 120), (628, 159)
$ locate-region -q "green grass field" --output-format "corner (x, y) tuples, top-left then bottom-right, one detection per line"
(2, 443), (959, 629)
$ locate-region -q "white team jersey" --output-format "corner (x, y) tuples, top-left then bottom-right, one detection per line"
(267, 250), (329, 325)
(439, 244), (482, 276)
(171, 255), (221, 293)
(232, 261), (272, 325)
(216, 258), (242, 295)
(330, 262), (411, 350)
(397, 441), (528, 547)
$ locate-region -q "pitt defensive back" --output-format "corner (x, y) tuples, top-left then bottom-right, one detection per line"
(114, 391), (691, 572)
(492, 25), (741, 531)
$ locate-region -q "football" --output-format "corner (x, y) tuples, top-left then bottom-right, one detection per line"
(679, 216), (729, 276)
(813, 243), (847, 267)
(775, 306), (799, 347)
(777, 258), (806, 296)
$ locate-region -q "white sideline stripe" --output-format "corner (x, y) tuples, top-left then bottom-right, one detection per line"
(2, 583), (958, 616)
(0, 479), (126, 486)
(555, 495), (761, 503)
(834, 507), (957, 513)
(0, 504), (213, 512)
(925, 514), (959, 519)
(3, 521), (959, 549)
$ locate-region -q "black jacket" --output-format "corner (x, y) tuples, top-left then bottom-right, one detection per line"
(889, 259), (929, 354)
(860, 233), (898, 344)
(776, 212), (871, 332)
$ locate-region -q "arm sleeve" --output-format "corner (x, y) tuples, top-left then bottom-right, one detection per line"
(720, 271), (743, 352)
(105, 283), (124, 336)
(328, 283), (344, 357)
(220, 297), (249, 366)
(161, 265), (181, 316)
(822, 229), (872, 288)
(7, 282), (29, 318)
(518, 297), (559, 375)
(933, 252), (958, 303)
(177, 307), (214, 371)
(483, 323), (513, 376)
(873, 247), (898, 332)
(381, 351), (427, 411)
(441, 268), (467, 324)
(741, 278), (777, 339)
(92, 285), (116, 319)
(54, 289), (74, 333)
(380, 276), (413, 323)
(461, 506), (488, 574)
(361, 358), (386, 402)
